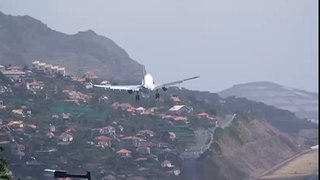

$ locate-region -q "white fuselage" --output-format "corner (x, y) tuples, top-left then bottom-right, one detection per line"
(142, 74), (155, 91)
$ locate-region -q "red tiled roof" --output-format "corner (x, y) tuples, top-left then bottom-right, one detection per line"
(47, 132), (55, 138)
(7, 66), (23, 71)
(139, 141), (157, 147)
(117, 149), (131, 154)
(8, 120), (23, 126)
(122, 136), (139, 140)
(95, 135), (111, 141)
(198, 112), (209, 117)
(27, 124), (37, 129)
(59, 132), (73, 138)
(174, 116), (188, 121)
(0, 141), (10, 145)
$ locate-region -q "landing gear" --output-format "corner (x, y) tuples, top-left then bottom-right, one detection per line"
(135, 92), (140, 101)
(156, 90), (160, 99)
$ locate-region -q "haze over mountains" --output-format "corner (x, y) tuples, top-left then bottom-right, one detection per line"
(0, 10), (318, 180)
(0, 11), (144, 83)
(0, 11), (317, 121)
(219, 81), (318, 120)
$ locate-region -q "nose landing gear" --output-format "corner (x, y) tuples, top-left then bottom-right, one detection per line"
(135, 92), (140, 101)
(156, 90), (160, 99)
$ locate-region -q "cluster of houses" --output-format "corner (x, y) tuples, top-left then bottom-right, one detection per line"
(0, 64), (46, 94)
(0, 85), (12, 95)
(26, 80), (44, 93)
(74, 101), (218, 177)
(1, 92), (217, 175)
(0, 64), (222, 179)
(88, 121), (180, 175)
(71, 71), (101, 83)
(62, 89), (91, 104)
(45, 122), (75, 146)
(111, 102), (160, 115)
(111, 101), (218, 127)
(32, 60), (66, 76)
(10, 104), (33, 117)
(0, 62), (57, 96)
(0, 64), (29, 81)
(0, 119), (37, 159)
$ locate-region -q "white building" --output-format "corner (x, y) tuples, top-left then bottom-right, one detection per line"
(169, 105), (193, 115)
(49, 124), (56, 132)
(57, 67), (66, 76)
(32, 60), (66, 77)
(0, 65), (5, 71)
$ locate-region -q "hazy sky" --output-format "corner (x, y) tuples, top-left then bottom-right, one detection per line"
(0, 0), (318, 92)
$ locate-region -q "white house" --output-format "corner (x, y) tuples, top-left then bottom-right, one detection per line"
(169, 105), (193, 115)
(135, 107), (146, 114)
(168, 132), (177, 141)
(58, 132), (73, 145)
(94, 126), (116, 136)
(49, 124), (56, 132)
(161, 160), (174, 168)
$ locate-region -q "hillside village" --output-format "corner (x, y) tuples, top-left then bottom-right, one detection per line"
(0, 61), (225, 179)
(0, 8), (318, 180)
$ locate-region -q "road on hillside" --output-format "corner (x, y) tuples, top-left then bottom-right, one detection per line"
(179, 114), (237, 180)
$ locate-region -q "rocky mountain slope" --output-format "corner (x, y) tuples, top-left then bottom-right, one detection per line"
(0, 11), (144, 83)
(197, 116), (300, 180)
(219, 82), (318, 120)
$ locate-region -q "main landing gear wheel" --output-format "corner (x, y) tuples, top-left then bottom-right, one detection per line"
(135, 93), (140, 101)
(156, 92), (160, 99)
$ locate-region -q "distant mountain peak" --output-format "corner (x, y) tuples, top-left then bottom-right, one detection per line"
(231, 81), (287, 88)
(219, 81), (318, 119)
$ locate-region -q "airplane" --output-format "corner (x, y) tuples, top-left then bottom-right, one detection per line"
(90, 69), (199, 100)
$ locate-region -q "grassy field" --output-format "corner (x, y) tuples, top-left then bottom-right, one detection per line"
(259, 148), (318, 180)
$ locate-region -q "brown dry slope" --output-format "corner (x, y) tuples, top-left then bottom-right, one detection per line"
(259, 148), (318, 180)
(197, 117), (300, 180)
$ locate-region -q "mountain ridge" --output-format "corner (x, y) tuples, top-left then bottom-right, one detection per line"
(0, 11), (144, 83)
(219, 81), (318, 120)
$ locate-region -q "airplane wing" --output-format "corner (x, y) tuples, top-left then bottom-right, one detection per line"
(154, 76), (199, 90)
(91, 83), (141, 91)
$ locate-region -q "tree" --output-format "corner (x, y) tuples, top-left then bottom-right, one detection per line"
(0, 147), (9, 179)
(0, 71), (13, 85)
(56, 73), (64, 79)
(23, 64), (29, 71)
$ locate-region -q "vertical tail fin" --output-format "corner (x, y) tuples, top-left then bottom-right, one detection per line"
(141, 66), (147, 85)
(143, 66), (146, 76)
